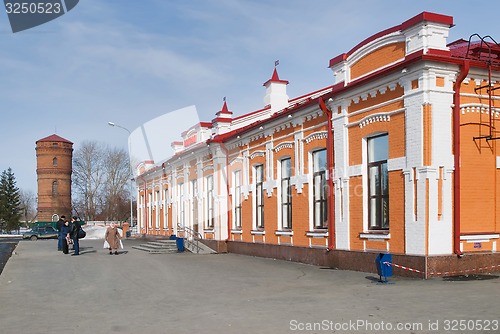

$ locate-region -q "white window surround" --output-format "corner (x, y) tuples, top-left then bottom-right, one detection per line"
(306, 231), (328, 238)
(359, 232), (391, 240)
(460, 234), (499, 242)
(275, 230), (293, 236)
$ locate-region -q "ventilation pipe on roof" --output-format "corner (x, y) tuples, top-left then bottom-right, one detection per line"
(319, 97), (335, 251)
(453, 60), (469, 258)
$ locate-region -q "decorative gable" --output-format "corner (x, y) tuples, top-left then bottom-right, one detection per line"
(329, 12), (453, 85)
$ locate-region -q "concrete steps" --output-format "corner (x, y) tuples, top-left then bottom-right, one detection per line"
(132, 239), (179, 254)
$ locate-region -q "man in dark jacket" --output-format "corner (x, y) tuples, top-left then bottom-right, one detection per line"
(69, 216), (81, 256)
(56, 215), (66, 251)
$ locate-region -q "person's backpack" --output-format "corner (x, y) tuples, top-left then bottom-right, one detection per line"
(78, 228), (86, 239)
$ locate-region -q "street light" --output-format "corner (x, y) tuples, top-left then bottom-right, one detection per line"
(108, 121), (134, 236)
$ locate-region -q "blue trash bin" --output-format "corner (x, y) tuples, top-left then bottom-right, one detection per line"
(176, 237), (185, 252)
(375, 253), (393, 282)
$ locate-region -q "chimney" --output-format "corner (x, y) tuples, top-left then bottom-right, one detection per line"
(263, 68), (289, 114)
(212, 99), (233, 135)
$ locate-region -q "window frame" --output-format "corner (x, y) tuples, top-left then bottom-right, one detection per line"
(312, 149), (328, 229)
(155, 190), (160, 230)
(254, 164), (264, 229)
(206, 175), (214, 228)
(233, 170), (242, 229)
(191, 179), (198, 231)
(367, 134), (389, 230)
(163, 188), (169, 230)
(280, 158), (292, 229)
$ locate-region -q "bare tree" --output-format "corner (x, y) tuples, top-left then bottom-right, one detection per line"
(72, 141), (132, 221)
(102, 146), (131, 221)
(19, 189), (37, 223)
(72, 141), (105, 221)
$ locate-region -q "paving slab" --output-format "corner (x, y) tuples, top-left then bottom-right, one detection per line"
(0, 238), (499, 334)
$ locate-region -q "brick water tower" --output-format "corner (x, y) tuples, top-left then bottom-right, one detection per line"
(35, 134), (73, 222)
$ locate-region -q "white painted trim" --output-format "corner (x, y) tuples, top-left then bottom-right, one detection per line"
(275, 230), (293, 236)
(359, 233), (391, 240)
(306, 231), (328, 238)
(460, 234), (499, 241)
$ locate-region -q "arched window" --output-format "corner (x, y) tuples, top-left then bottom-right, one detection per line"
(52, 157), (58, 166)
(52, 180), (58, 195)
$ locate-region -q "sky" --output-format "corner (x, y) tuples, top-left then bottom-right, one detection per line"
(0, 0), (499, 195)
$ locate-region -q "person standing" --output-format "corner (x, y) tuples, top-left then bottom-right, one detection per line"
(56, 215), (66, 251)
(61, 220), (71, 254)
(69, 216), (81, 256)
(105, 222), (121, 255)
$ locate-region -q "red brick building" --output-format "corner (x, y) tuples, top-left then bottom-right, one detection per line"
(36, 134), (73, 222)
(135, 12), (500, 278)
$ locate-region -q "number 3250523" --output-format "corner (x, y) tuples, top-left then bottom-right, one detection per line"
(5, 2), (62, 14)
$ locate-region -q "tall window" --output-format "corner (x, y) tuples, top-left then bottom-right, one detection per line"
(52, 157), (58, 166)
(163, 188), (169, 230)
(312, 149), (327, 229)
(368, 134), (389, 230)
(234, 171), (242, 229)
(148, 192), (153, 228)
(191, 179), (198, 231)
(179, 183), (185, 229)
(281, 158), (292, 229)
(155, 190), (160, 229)
(255, 165), (264, 228)
(52, 180), (58, 195)
(206, 175), (214, 228)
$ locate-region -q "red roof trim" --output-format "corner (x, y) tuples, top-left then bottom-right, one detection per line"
(400, 11), (453, 31)
(263, 68), (289, 86)
(180, 122), (213, 136)
(36, 134), (73, 144)
(216, 100), (233, 116)
(212, 117), (232, 123)
(215, 48), (472, 144)
(329, 11), (454, 68)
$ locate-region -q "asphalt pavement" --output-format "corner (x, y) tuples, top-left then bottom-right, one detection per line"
(0, 237), (499, 334)
(0, 237), (19, 275)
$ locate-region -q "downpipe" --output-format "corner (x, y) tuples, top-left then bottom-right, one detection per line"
(453, 60), (469, 258)
(319, 98), (335, 251)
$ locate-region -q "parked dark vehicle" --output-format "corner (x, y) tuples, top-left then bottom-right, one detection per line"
(22, 226), (58, 241)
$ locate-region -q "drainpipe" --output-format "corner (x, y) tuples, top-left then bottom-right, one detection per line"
(319, 98), (335, 251)
(453, 60), (469, 258)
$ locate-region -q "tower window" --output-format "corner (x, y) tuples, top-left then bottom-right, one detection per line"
(52, 180), (58, 195)
(53, 157), (58, 166)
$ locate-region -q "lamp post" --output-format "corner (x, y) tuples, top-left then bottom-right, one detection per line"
(108, 121), (134, 236)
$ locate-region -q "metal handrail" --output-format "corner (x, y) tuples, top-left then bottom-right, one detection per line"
(177, 224), (203, 253)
